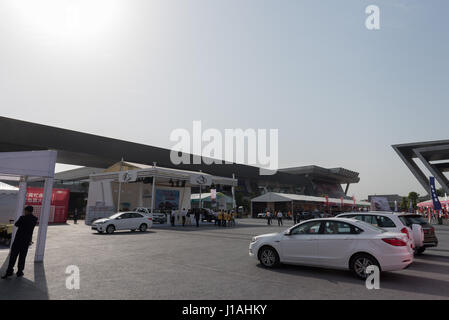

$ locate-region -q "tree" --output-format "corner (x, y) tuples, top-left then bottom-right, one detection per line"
(408, 192), (419, 209)
(400, 197), (408, 212)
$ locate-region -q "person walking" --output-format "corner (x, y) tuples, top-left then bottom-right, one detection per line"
(73, 208), (78, 224)
(277, 210), (283, 226)
(181, 208), (187, 226)
(217, 210), (222, 227)
(170, 209), (176, 226)
(214, 211), (218, 226)
(266, 211), (271, 225)
(231, 210), (236, 227)
(194, 209), (200, 227)
(223, 211), (228, 227)
(2, 206), (38, 279)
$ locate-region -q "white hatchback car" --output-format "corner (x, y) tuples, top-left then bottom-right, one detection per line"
(249, 218), (413, 279)
(337, 212), (424, 253)
(92, 211), (153, 234)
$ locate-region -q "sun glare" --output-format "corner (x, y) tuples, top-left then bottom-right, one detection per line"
(8, 0), (122, 45)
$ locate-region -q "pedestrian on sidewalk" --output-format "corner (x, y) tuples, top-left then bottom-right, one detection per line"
(266, 211), (272, 225)
(194, 209), (200, 227)
(73, 208), (78, 224)
(181, 208), (187, 226)
(2, 206), (38, 279)
(277, 211), (283, 226)
(170, 209), (176, 226)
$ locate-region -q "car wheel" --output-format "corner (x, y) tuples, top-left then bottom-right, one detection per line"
(416, 247), (426, 255)
(139, 223), (148, 232)
(258, 246), (280, 268)
(106, 225), (115, 234)
(350, 253), (380, 280)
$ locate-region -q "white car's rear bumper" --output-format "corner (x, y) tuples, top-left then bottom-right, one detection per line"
(378, 251), (414, 272)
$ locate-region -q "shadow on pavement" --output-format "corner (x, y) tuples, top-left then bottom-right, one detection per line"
(91, 230), (157, 236)
(256, 259), (449, 299)
(0, 254), (49, 300)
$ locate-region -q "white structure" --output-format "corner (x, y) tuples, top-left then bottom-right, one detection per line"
(250, 192), (370, 215)
(0, 150), (57, 262)
(85, 162), (237, 225)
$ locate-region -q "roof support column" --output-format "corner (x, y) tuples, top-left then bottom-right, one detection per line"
(35, 176), (54, 262)
(344, 183), (350, 195)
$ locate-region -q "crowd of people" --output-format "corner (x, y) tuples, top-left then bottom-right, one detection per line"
(167, 208), (237, 228)
(214, 210), (236, 227)
(263, 210), (286, 226)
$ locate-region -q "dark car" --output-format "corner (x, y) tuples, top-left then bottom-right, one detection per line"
(398, 214), (438, 254)
(191, 208), (215, 222)
(152, 213), (167, 224)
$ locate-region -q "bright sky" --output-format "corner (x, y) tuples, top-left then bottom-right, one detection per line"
(1, 0), (448, 199)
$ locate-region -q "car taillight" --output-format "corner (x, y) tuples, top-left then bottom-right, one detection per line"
(382, 238), (407, 246)
(400, 227), (410, 239)
(148, 218), (152, 221)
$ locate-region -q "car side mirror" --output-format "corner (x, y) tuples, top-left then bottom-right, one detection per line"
(116, 217), (121, 220)
(284, 230), (291, 236)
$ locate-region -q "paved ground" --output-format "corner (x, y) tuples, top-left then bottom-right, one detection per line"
(0, 218), (448, 300)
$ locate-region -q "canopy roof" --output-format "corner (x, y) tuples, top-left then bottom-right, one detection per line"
(90, 161), (238, 186)
(191, 192), (233, 203)
(251, 192), (370, 206)
(417, 197), (449, 208)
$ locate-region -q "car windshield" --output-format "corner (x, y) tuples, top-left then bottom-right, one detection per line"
(399, 215), (428, 226)
(108, 213), (123, 219)
(352, 220), (386, 233)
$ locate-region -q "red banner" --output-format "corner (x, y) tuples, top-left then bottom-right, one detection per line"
(26, 187), (69, 224)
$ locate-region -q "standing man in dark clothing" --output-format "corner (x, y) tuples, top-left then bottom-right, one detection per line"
(194, 209), (200, 227)
(2, 206), (38, 279)
(73, 208), (78, 224)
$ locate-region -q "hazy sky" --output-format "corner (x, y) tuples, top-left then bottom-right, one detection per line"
(1, 0), (448, 199)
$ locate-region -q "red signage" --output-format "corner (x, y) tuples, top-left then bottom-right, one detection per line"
(25, 187), (70, 224)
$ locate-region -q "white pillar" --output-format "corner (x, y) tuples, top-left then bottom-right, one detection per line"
(150, 178), (156, 214)
(10, 176), (28, 247)
(138, 182), (143, 207)
(34, 177), (54, 262)
(199, 184), (202, 209)
(232, 173), (236, 210)
(117, 181), (122, 211)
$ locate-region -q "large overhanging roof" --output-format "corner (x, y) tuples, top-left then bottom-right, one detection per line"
(0, 116), (310, 186)
(278, 165), (360, 184)
(392, 140), (449, 195)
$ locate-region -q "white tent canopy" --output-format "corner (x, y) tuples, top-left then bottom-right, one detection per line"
(0, 150), (57, 262)
(251, 192), (370, 206)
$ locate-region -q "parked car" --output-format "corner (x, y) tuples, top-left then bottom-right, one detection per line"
(337, 212), (420, 253)
(249, 218), (413, 279)
(91, 211), (153, 234)
(397, 214), (438, 254)
(134, 207), (167, 224)
(257, 213), (266, 219)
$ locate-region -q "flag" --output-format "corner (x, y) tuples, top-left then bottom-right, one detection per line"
(429, 177), (442, 210)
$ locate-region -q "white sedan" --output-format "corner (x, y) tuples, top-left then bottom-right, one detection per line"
(249, 218), (413, 279)
(92, 211), (153, 234)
